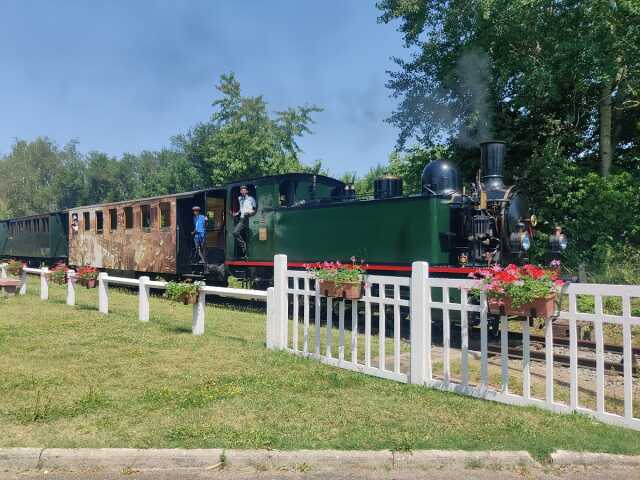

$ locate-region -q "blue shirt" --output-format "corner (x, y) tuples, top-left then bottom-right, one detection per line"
(193, 214), (206, 235)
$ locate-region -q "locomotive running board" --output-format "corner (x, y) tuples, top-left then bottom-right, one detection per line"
(224, 260), (476, 275)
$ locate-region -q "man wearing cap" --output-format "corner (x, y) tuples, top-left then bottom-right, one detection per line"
(233, 185), (256, 258)
(191, 205), (207, 264)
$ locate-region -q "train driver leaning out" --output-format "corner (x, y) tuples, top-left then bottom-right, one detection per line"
(191, 205), (208, 264)
(233, 185), (256, 259)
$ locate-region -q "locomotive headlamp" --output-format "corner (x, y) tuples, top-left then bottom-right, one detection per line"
(549, 226), (568, 254)
(509, 222), (530, 254)
(529, 214), (538, 227)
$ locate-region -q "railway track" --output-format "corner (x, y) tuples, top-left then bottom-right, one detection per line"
(486, 331), (639, 376)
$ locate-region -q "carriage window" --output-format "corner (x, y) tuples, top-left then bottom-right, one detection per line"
(160, 202), (171, 228)
(109, 209), (118, 231)
(83, 212), (90, 231)
(141, 205), (151, 229)
(96, 211), (104, 234)
(34, 219), (40, 233)
(43, 218), (49, 233)
(124, 207), (133, 229)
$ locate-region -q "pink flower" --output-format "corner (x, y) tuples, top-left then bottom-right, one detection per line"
(550, 259), (561, 268)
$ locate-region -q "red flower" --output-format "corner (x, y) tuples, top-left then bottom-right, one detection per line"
(522, 264), (545, 280)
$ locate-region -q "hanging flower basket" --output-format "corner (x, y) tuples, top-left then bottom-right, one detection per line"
(471, 261), (564, 319)
(5, 259), (25, 278)
(49, 262), (69, 285)
(77, 266), (98, 289)
(165, 280), (202, 305)
(305, 257), (366, 300)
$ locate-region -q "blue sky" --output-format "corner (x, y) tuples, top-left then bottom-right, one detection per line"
(0, 1), (406, 176)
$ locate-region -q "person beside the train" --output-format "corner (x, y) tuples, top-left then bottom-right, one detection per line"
(233, 185), (256, 258)
(191, 205), (207, 264)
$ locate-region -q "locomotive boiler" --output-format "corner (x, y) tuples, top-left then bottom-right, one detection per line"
(422, 140), (535, 268)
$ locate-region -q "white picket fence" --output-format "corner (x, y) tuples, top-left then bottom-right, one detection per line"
(266, 256), (640, 431)
(0, 264), (269, 335)
(3, 257), (639, 431)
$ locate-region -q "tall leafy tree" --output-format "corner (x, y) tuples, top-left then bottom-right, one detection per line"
(174, 73), (322, 185)
(377, 0), (640, 175)
(0, 137), (64, 216)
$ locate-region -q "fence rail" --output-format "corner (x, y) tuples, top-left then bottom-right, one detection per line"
(0, 263), (269, 336)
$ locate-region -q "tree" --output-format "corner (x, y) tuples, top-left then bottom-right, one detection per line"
(0, 137), (64, 216)
(175, 73), (322, 185)
(377, 0), (640, 175)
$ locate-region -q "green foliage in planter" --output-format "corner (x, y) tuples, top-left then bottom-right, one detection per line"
(304, 259), (366, 285)
(5, 259), (24, 277)
(50, 269), (67, 285)
(165, 281), (202, 302)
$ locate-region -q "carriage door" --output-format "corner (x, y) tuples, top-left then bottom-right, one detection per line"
(204, 190), (226, 264)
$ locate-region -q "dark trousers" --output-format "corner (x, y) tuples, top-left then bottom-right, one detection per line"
(193, 233), (206, 263)
(233, 217), (249, 257)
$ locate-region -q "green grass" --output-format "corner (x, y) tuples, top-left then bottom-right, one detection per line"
(0, 282), (639, 460)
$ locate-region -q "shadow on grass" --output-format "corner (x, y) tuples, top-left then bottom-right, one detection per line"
(159, 324), (194, 334)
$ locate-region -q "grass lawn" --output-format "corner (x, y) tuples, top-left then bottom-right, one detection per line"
(1, 281), (639, 461)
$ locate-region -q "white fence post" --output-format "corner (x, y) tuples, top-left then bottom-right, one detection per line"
(98, 272), (109, 314)
(410, 261), (430, 385)
(19, 269), (27, 295)
(139, 276), (150, 322)
(192, 290), (205, 335)
(0, 264), (6, 279)
(266, 286), (276, 349)
(40, 267), (49, 300)
(66, 270), (75, 306)
(273, 254), (288, 349)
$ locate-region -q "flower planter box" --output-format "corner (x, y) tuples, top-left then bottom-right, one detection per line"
(0, 279), (20, 296)
(182, 293), (199, 305)
(80, 278), (97, 289)
(488, 294), (557, 318)
(318, 280), (363, 300)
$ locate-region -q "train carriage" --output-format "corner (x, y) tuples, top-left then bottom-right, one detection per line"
(0, 212), (68, 265)
(66, 188), (228, 279)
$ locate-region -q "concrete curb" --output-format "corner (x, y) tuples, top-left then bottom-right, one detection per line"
(0, 449), (638, 471)
(551, 450), (640, 466)
(0, 448), (42, 470)
(0, 449), (222, 471)
(391, 450), (535, 467)
(224, 449), (394, 469)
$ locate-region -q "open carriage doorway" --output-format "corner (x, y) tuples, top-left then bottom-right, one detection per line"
(176, 189), (226, 271)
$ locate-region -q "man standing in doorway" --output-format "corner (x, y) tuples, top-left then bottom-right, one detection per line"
(191, 205), (207, 264)
(233, 185), (256, 259)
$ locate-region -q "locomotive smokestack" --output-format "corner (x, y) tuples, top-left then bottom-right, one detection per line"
(480, 140), (506, 191)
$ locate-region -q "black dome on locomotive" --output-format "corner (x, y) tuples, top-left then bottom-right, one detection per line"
(421, 159), (460, 196)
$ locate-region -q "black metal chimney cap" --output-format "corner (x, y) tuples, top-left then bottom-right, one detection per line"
(480, 140), (506, 192)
